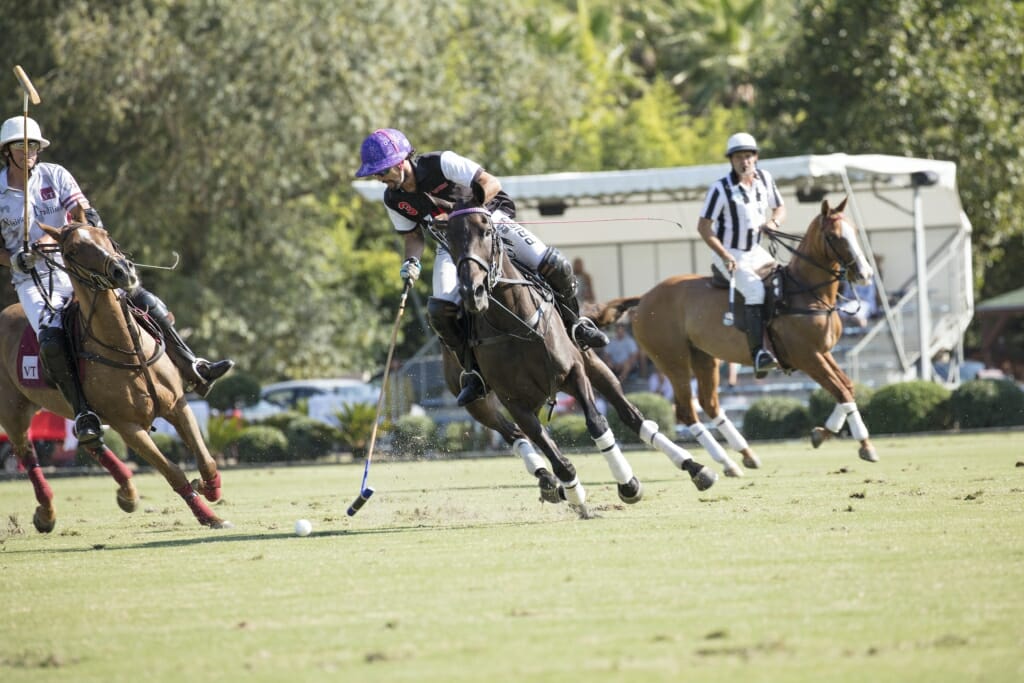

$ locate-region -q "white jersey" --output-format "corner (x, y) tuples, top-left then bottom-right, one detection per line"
(1, 162), (84, 285)
(700, 168), (783, 251)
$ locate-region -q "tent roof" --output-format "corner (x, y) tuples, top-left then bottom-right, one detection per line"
(976, 286), (1024, 313)
(352, 153), (959, 204)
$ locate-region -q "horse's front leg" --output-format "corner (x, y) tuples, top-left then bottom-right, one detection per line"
(583, 350), (715, 491)
(464, 396), (559, 503)
(804, 352), (877, 463)
(12, 436), (56, 533)
(116, 425), (233, 528)
(564, 365), (643, 505)
(504, 402), (589, 517)
(164, 399), (223, 502)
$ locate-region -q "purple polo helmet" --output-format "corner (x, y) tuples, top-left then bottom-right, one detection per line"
(356, 128), (413, 177)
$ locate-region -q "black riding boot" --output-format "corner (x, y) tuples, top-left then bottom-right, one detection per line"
(537, 248), (609, 349)
(426, 297), (486, 407)
(128, 288), (234, 397)
(745, 305), (778, 379)
(38, 327), (104, 446)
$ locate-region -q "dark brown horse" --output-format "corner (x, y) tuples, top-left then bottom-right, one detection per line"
(593, 198), (878, 470)
(0, 222), (230, 531)
(446, 199), (716, 515)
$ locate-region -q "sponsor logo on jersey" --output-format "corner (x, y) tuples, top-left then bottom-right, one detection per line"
(41, 186), (56, 200)
(398, 201), (418, 216)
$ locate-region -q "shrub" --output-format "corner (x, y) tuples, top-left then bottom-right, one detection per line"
(150, 432), (183, 463)
(207, 414), (245, 461)
(807, 384), (875, 428)
(204, 371), (261, 411)
(284, 416), (340, 460)
(863, 380), (951, 434)
(441, 420), (492, 453)
(547, 414), (591, 448)
(233, 425), (288, 463)
(335, 402), (378, 457)
(743, 397), (811, 440)
(605, 391), (675, 444)
(254, 410), (305, 433)
(78, 428), (128, 466)
(390, 414), (436, 458)
(950, 379), (1024, 429)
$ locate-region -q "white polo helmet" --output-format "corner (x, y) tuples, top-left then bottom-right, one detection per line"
(725, 132), (757, 157)
(1, 116), (50, 149)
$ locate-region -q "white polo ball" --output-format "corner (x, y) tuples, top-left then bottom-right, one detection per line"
(294, 519), (313, 537)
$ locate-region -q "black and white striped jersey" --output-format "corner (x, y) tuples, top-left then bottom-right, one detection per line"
(700, 168), (783, 251)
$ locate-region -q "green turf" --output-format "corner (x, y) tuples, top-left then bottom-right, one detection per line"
(1, 431), (1022, 683)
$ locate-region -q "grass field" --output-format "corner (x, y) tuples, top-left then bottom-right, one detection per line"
(2, 431), (1023, 683)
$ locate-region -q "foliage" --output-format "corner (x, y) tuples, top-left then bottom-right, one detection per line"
(206, 414), (245, 461)
(863, 380), (951, 434)
(807, 384), (875, 428)
(334, 402), (379, 457)
(949, 379), (1024, 429)
(743, 396), (811, 440)
(441, 420), (492, 454)
(232, 425), (289, 464)
(284, 416), (341, 460)
(389, 414), (437, 458)
(204, 372), (261, 411)
(251, 410), (306, 434)
(754, 0), (1024, 298)
(546, 414), (592, 449)
(605, 391), (674, 444)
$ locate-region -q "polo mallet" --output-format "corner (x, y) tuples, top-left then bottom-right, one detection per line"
(13, 65), (41, 250)
(347, 279), (412, 516)
(722, 271), (736, 326)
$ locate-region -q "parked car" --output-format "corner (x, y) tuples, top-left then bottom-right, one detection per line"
(250, 378), (380, 426)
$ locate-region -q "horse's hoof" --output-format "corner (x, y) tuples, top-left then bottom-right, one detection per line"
(811, 427), (830, 449)
(617, 477), (643, 504)
(571, 503), (593, 520)
(206, 517), (234, 530)
(741, 450), (761, 469)
(117, 482), (139, 513)
(33, 505), (56, 534)
(691, 466), (718, 491)
(537, 471), (564, 504)
(859, 445), (878, 463)
(723, 461), (744, 478)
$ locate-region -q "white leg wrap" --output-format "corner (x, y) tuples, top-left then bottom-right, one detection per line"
(513, 438), (546, 476)
(825, 403), (848, 433)
(689, 422), (729, 465)
(594, 429), (632, 484)
(846, 406), (869, 441)
(639, 419), (659, 445)
(563, 477), (586, 506)
(712, 414), (749, 451)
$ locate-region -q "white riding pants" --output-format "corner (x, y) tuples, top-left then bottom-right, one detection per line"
(15, 273), (73, 335)
(712, 244), (775, 305)
(433, 209), (548, 303)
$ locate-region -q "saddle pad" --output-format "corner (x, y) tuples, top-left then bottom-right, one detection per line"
(17, 326), (50, 389)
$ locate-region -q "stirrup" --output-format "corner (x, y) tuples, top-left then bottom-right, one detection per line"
(571, 317), (609, 349)
(456, 369), (486, 407)
(73, 411), (103, 445)
(753, 349), (778, 379)
(190, 359), (235, 397)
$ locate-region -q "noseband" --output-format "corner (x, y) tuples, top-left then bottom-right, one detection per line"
(36, 228), (134, 291)
(451, 206), (503, 291)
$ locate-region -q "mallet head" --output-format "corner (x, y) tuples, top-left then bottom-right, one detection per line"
(346, 487), (375, 517)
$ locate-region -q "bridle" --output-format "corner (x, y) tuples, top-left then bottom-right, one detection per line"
(450, 206), (503, 293)
(35, 225), (136, 292)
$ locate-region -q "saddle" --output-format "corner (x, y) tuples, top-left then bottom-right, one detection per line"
(709, 263), (783, 332)
(16, 298), (164, 389)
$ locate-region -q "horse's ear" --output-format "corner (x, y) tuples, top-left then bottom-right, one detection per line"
(834, 196), (848, 213)
(819, 199), (831, 217)
(39, 222), (63, 240)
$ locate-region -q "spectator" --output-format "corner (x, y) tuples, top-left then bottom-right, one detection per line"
(573, 257), (596, 306)
(602, 323), (640, 382)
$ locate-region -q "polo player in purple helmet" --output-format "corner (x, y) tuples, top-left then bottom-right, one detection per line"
(357, 128), (609, 407)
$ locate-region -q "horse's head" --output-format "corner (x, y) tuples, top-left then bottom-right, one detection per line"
(808, 197), (873, 285)
(447, 193), (501, 314)
(39, 222), (139, 291)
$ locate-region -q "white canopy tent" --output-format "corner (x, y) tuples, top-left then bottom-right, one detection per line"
(354, 154), (973, 385)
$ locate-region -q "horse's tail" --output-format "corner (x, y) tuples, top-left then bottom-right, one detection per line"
(585, 297), (642, 327)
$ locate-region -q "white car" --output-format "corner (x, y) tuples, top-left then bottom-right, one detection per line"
(258, 378), (380, 426)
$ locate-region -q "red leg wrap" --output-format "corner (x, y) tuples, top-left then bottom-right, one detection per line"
(201, 472), (222, 502)
(94, 447), (133, 485)
(27, 464), (53, 505)
(175, 483), (215, 525)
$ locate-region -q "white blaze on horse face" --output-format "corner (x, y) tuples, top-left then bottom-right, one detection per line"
(839, 218), (873, 284)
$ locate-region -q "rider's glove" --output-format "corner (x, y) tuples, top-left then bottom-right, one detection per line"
(11, 249), (37, 274)
(400, 257), (421, 284)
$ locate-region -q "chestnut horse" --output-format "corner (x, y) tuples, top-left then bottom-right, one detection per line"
(446, 198), (716, 516)
(0, 222), (230, 531)
(593, 198), (877, 472)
